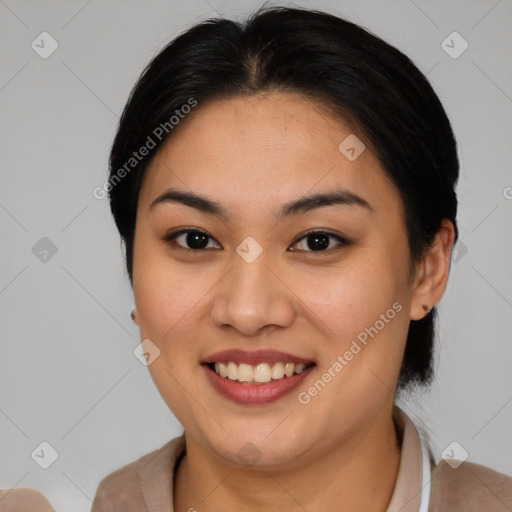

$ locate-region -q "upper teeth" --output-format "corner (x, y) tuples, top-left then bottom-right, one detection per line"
(213, 362), (308, 383)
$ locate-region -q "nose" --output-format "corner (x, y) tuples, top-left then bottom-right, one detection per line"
(209, 250), (296, 336)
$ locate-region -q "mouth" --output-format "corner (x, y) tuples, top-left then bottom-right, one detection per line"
(203, 361), (315, 385)
(201, 349), (316, 404)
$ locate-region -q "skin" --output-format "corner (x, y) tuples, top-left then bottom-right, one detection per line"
(131, 91), (455, 511)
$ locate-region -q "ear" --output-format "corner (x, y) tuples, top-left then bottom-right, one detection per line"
(410, 219), (456, 320)
(131, 308), (139, 325)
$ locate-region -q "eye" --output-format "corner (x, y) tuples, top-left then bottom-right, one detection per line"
(163, 228), (350, 253)
(290, 230), (351, 252)
(163, 229), (221, 250)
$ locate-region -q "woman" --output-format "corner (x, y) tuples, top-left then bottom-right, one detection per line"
(91, 5), (512, 511)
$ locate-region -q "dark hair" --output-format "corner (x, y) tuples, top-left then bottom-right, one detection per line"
(108, 5), (459, 391)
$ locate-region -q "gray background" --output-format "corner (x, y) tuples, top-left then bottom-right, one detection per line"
(1, 0), (511, 509)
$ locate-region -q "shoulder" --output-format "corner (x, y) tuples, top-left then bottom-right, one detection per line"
(0, 488), (54, 511)
(91, 435), (185, 512)
(429, 459), (512, 511)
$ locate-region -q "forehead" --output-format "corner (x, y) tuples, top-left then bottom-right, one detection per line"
(139, 92), (399, 215)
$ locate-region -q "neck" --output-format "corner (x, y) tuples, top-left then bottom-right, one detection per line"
(174, 406), (401, 512)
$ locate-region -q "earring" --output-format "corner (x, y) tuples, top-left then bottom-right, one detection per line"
(131, 309), (136, 321)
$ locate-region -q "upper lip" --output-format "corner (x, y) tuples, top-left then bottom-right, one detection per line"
(201, 349), (315, 366)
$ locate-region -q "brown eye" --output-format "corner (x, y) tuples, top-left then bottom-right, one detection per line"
(290, 230), (351, 252)
(164, 229), (221, 250)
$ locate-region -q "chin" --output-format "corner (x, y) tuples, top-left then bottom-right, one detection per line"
(202, 425), (312, 469)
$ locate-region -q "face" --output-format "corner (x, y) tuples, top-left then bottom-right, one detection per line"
(132, 92), (416, 467)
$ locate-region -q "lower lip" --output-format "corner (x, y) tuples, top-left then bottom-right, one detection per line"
(202, 364), (315, 404)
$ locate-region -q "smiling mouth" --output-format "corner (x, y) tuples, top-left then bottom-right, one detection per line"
(205, 361), (316, 385)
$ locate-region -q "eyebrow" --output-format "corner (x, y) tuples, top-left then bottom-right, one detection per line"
(149, 187), (373, 220)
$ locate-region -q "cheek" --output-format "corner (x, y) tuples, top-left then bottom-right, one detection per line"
(289, 251), (409, 377)
(132, 234), (209, 350)
(131, 237), (208, 419)
(291, 255), (400, 333)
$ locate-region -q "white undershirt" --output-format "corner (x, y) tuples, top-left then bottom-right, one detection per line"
(418, 433), (432, 512)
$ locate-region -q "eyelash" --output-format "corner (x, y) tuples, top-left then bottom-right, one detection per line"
(162, 228), (351, 253)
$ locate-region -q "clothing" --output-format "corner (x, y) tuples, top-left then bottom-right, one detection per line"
(0, 489), (54, 512)
(91, 406), (512, 511)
